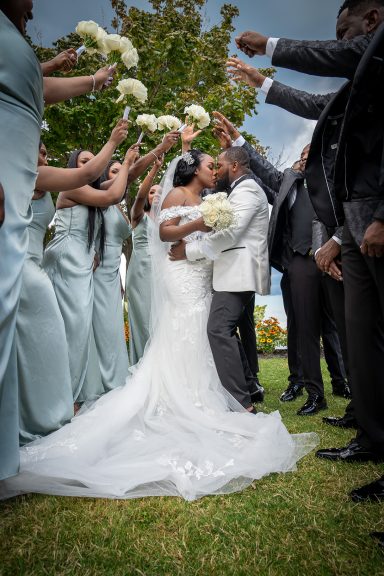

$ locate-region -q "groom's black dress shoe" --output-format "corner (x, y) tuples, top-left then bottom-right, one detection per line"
(370, 532), (384, 548)
(280, 383), (304, 402)
(316, 440), (384, 463)
(350, 476), (384, 502)
(322, 415), (358, 429)
(250, 383), (264, 404)
(297, 394), (327, 416)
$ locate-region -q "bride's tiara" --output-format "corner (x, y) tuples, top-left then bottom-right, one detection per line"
(181, 151), (195, 166)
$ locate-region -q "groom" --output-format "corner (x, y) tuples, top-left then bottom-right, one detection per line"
(170, 147), (270, 412)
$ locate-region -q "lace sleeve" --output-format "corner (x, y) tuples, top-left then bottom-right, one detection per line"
(158, 205), (201, 224)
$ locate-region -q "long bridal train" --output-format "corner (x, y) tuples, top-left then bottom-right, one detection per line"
(1, 206), (317, 501)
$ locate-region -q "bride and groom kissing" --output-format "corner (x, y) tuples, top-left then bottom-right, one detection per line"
(168, 144), (270, 414)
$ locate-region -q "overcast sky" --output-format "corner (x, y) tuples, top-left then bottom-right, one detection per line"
(30, 0), (345, 167)
(29, 0), (346, 302)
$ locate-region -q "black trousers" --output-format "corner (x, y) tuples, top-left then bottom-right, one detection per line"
(208, 291), (255, 408)
(323, 273), (355, 418)
(238, 293), (260, 377)
(342, 224), (384, 452)
(281, 258), (346, 396)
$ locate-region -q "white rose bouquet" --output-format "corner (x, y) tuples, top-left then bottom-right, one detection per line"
(116, 78), (148, 104)
(157, 115), (182, 131)
(184, 104), (210, 129)
(136, 114), (158, 133)
(75, 20), (107, 55)
(99, 34), (139, 70)
(199, 192), (236, 231)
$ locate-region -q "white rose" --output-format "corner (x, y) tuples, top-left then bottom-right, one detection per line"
(103, 33), (122, 54)
(201, 205), (219, 228)
(121, 47), (139, 70)
(76, 20), (99, 38)
(136, 114), (158, 133)
(119, 36), (134, 53)
(116, 78), (148, 104)
(157, 115), (181, 131)
(95, 27), (108, 52)
(184, 104), (210, 129)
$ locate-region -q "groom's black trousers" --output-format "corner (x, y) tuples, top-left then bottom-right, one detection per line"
(208, 290), (255, 408)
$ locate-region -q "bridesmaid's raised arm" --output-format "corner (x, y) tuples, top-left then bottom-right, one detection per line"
(36, 120), (128, 191)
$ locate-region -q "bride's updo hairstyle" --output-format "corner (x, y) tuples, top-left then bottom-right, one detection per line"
(173, 149), (204, 187)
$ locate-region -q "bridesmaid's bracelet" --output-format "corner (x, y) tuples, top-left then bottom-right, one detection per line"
(150, 151), (159, 162)
(90, 74), (96, 92)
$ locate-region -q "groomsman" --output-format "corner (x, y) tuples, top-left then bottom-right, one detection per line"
(234, 0), (384, 500)
(213, 113), (349, 415)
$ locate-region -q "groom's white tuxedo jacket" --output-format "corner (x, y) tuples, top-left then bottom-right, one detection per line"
(186, 175), (270, 295)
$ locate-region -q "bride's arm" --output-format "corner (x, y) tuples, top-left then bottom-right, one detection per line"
(159, 189), (209, 242)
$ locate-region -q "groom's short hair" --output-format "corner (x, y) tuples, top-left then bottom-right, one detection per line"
(222, 147), (250, 169)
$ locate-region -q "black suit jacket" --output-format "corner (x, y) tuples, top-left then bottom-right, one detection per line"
(242, 140), (304, 272)
(271, 27), (384, 242)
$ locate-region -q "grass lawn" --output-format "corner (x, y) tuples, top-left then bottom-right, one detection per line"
(1, 358), (384, 576)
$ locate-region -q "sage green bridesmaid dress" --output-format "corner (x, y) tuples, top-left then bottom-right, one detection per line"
(125, 213), (153, 365)
(80, 205), (131, 400)
(17, 194), (74, 445)
(43, 205), (101, 401)
(0, 10), (44, 479)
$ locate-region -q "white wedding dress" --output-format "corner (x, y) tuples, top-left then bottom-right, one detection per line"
(1, 206), (317, 501)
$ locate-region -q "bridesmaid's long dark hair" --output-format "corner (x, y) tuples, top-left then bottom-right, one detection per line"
(67, 149), (106, 260)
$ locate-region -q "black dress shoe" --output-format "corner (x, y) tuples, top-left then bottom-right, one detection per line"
(332, 380), (352, 399)
(322, 415), (358, 429)
(316, 440), (384, 463)
(350, 476), (384, 502)
(280, 383), (304, 402)
(297, 394), (327, 416)
(250, 383), (264, 404)
(370, 532), (384, 547)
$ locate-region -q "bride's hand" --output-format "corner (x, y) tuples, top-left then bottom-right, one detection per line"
(194, 216), (212, 233)
(169, 240), (187, 261)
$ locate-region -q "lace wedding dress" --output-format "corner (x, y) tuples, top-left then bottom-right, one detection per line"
(1, 206), (317, 501)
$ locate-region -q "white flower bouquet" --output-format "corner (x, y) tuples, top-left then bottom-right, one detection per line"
(100, 34), (139, 70)
(116, 78), (148, 104)
(184, 104), (210, 129)
(136, 114), (158, 133)
(157, 115), (182, 131)
(199, 192), (236, 231)
(75, 21), (108, 55)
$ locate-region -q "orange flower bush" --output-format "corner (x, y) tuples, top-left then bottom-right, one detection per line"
(254, 306), (287, 353)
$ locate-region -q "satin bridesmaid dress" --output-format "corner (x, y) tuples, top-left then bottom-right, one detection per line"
(80, 205), (131, 400)
(125, 213), (153, 365)
(0, 10), (44, 479)
(43, 205), (101, 401)
(17, 194), (74, 444)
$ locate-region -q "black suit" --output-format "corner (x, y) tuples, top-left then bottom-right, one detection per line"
(243, 141), (345, 398)
(270, 25), (384, 452)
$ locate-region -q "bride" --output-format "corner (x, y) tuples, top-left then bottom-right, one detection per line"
(1, 149), (317, 501)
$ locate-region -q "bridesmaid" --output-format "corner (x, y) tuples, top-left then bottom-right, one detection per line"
(17, 142), (73, 444)
(0, 1), (117, 480)
(43, 124), (139, 405)
(81, 160), (132, 400)
(126, 156), (163, 365)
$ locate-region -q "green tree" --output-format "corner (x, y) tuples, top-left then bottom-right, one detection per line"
(34, 0), (273, 176)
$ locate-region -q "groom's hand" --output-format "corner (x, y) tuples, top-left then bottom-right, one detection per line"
(169, 240), (187, 261)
